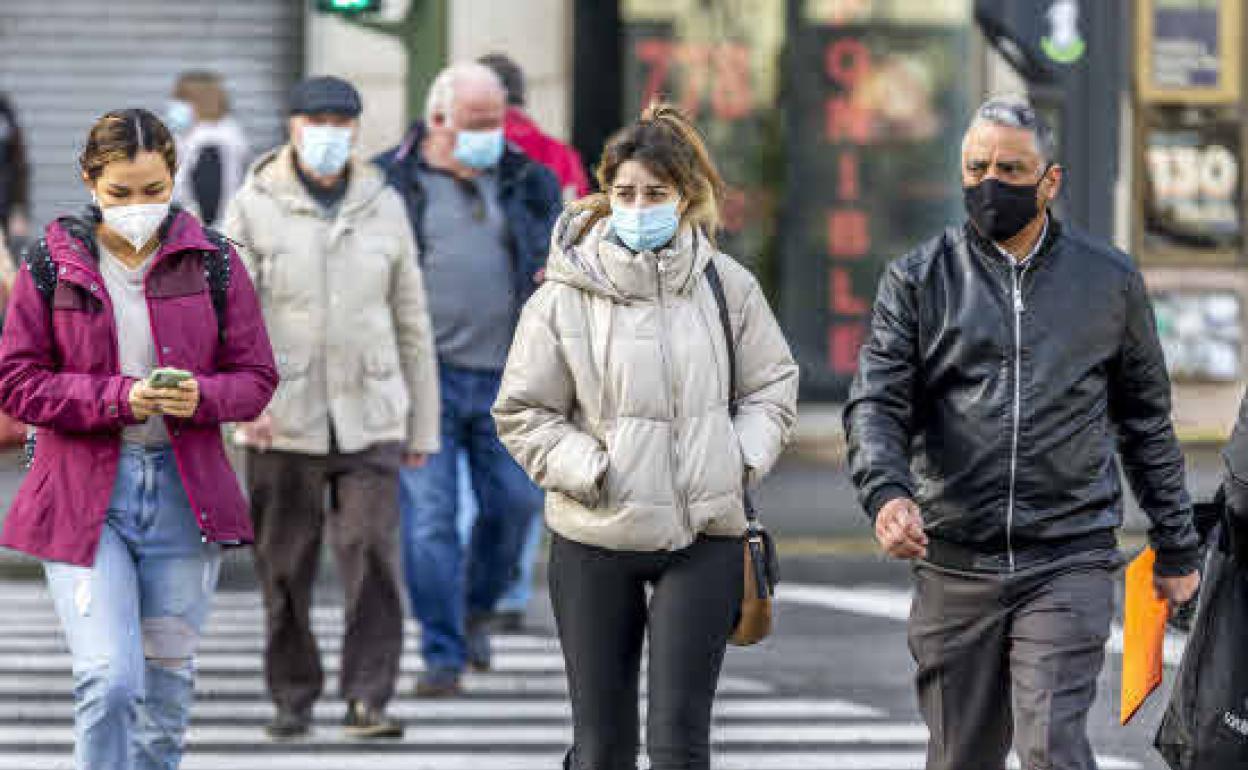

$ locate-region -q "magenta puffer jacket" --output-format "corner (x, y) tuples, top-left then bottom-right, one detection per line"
(0, 209), (278, 566)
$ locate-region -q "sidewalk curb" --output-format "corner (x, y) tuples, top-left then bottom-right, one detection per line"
(793, 404), (1228, 468)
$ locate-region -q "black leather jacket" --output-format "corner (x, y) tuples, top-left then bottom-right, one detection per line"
(844, 219), (1200, 575)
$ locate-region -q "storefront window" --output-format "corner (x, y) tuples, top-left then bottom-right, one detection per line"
(780, 0), (974, 399)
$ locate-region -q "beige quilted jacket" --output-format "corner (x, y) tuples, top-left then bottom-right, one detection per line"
(493, 212), (798, 551)
(222, 145), (439, 456)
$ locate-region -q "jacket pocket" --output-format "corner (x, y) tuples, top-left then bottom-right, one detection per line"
(268, 350), (314, 435)
(361, 348), (410, 432)
(603, 418), (672, 510)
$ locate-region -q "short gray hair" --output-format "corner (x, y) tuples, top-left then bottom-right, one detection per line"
(424, 62), (505, 126)
(969, 96), (1056, 163)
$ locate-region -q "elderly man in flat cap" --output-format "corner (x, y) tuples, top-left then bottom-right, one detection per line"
(225, 75), (440, 740)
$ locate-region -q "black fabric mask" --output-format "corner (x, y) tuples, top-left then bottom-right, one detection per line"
(963, 177), (1044, 242)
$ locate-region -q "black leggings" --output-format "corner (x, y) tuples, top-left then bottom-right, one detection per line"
(549, 532), (744, 770)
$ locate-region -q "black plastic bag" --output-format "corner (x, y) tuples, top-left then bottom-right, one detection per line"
(1155, 523), (1248, 769)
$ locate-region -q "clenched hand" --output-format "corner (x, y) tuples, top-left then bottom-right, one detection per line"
(875, 498), (929, 560)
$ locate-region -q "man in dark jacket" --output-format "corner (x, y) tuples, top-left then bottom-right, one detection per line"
(375, 62), (561, 696)
(844, 96), (1202, 770)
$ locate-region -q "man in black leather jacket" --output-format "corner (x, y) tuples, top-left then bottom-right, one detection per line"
(844, 97), (1201, 770)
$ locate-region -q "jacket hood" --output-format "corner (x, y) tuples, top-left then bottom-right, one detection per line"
(544, 208), (714, 301)
(243, 144), (388, 218)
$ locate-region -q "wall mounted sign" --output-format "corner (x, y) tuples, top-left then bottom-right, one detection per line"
(1138, 106), (1242, 264)
(1137, 0), (1241, 103)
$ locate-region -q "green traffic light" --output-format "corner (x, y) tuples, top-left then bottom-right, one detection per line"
(316, 0), (380, 13)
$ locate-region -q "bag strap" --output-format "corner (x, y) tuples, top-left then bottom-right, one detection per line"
(201, 228), (233, 343)
(704, 260), (761, 528)
(22, 238), (56, 304)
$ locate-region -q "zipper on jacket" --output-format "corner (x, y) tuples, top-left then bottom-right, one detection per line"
(653, 258), (692, 536)
(1005, 261), (1030, 572)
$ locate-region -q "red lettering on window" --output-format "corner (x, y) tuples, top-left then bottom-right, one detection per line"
(830, 267), (869, 315)
(825, 97), (871, 144)
(826, 39), (871, 89)
(827, 210), (870, 258)
(829, 323), (866, 374)
(838, 153), (860, 200)
(674, 44), (711, 118)
(710, 44), (754, 121)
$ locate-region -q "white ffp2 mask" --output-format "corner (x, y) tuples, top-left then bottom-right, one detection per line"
(101, 203), (170, 250)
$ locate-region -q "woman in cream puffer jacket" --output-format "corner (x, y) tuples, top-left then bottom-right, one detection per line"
(492, 104), (797, 770)
(494, 209), (797, 550)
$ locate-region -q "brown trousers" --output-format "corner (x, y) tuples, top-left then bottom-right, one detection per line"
(247, 444), (404, 713)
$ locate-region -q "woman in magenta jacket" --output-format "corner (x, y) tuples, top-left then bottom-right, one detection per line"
(0, 109), (277, 769)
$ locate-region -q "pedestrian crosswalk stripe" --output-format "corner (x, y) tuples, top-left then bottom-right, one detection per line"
(0, 697), (886, 722)
(0, 751), (1143, 770)
(0, 626), (563, 652)
(0, 632), (562, 653)
(0, 721), (934, 745)
(0, 651), (571, 674)
(779, 582), (1192, 666)
(0, 672), (772, 697)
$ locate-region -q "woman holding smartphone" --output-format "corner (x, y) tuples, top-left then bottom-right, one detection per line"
(0, 108), (277, 770)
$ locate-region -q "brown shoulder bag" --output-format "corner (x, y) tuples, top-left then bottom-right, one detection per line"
(705, 262), (780, 646)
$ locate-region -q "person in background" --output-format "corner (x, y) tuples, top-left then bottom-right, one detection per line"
(479, 52), (591, 202)
(493, 103), (798, 770)
(166, 71), (249, 228)
(376, 62), (561, 696)
(0, 94), (31, 244)
(0, 108), (277, 770)
(475, 52), (593, 631)
(225, 76), (439, 740)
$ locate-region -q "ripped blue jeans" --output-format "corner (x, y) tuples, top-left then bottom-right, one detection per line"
(43, 444), (222, 770)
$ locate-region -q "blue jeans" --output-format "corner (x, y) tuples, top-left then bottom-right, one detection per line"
(44, 445), (221, 770)
(400, 364), (543, 673)
(454, 454), (543, 615)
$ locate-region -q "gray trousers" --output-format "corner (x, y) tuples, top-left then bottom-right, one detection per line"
(908, 553), (1116, 770)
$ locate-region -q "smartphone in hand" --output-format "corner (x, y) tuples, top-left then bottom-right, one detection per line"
(147, 367), (194, 389)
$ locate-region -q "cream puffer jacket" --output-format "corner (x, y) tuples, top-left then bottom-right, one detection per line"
(222, 145), (439, 456)
(493, 211), (798, 551)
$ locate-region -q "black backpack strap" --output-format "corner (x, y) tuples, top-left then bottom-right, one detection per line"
(21, 238), (56, 305)
(201, 228), (233, 342)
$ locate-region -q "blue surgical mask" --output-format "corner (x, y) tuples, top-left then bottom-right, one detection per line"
(453, 128), (505, 170)
(298, 125), (353, 176)
(611, 200), (681, 253)
(165, 100), (194, 134)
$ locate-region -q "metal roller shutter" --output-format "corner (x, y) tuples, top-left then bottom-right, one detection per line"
(0, 0), (303, 227)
